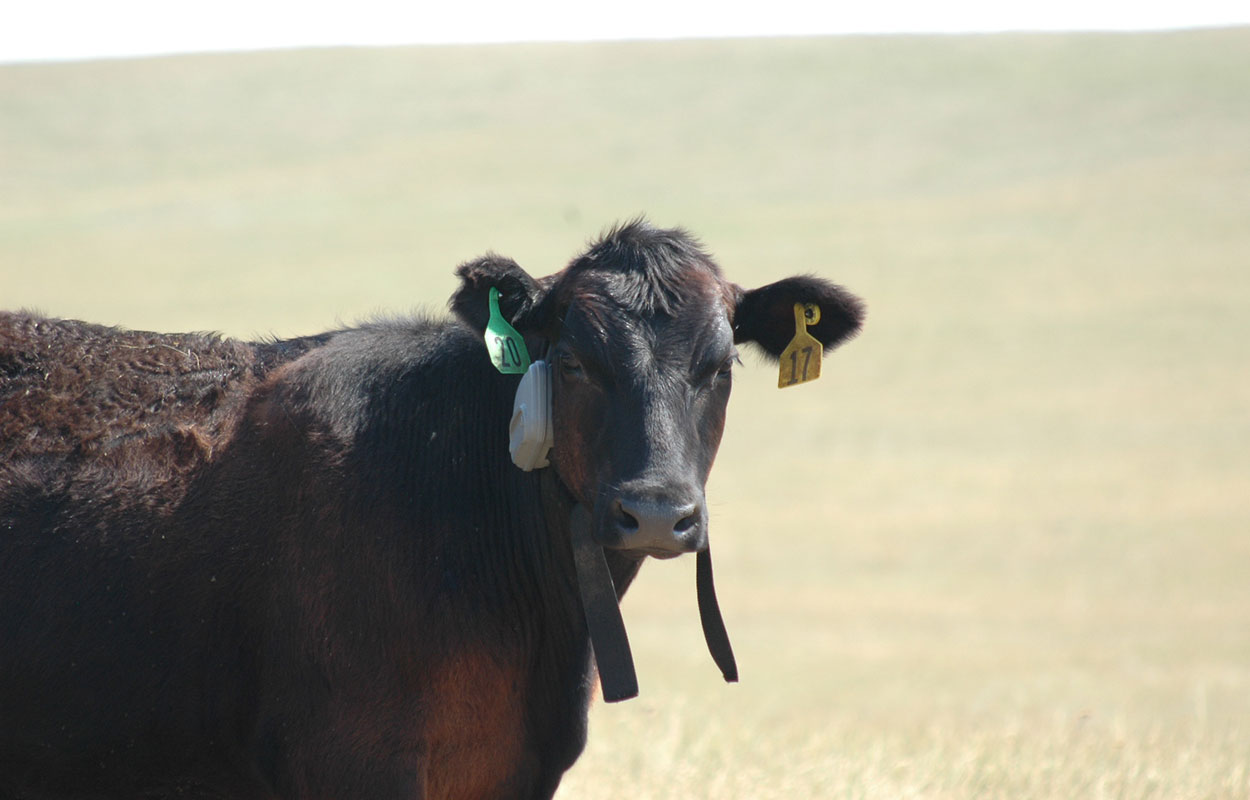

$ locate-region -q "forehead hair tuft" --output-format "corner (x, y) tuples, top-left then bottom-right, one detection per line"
(562, 219), (725, 316)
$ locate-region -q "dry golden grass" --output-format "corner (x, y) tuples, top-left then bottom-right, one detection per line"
(3, 28), (1249, 798)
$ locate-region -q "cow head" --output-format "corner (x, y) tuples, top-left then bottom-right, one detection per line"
(451, 221), (864, 559)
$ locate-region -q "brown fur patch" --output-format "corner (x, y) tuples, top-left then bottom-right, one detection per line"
(0, 313), (259, 467)
(421, 647), (530, 800)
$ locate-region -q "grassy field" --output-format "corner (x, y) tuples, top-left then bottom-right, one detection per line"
(3, 28), (1249, 798)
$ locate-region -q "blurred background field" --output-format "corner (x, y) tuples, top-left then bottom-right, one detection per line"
(3, 28), (1249, 798)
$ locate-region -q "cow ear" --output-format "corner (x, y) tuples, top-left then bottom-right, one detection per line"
(732, 275), (865, 359)
(450, 254), (546, 333)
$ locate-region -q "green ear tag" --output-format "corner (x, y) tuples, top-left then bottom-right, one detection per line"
(485, 287), (531, 374)
(778, 303), (822, 388)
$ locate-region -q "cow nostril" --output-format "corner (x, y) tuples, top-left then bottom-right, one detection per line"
(614, 500), (640, 533)
(673, 510), (698, 534)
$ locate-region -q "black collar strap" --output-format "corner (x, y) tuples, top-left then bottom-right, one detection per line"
(539, 470), (638, 702)
(570, 504), (640, 702)
(697, 547), (739, 683)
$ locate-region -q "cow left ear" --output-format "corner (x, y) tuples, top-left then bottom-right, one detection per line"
(732, 275), (865, 358)
(450, 254), (547, 333)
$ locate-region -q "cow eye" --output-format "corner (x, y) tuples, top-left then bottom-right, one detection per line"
(558, 351), (584, 378)
(703, 353), (738, 388)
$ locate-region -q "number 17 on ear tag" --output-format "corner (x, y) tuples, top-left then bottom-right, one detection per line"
(778, 303), (822, 388)
(485, 287), (531, 375)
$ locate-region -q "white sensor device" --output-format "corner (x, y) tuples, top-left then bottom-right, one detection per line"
(509, 360), (553, 471)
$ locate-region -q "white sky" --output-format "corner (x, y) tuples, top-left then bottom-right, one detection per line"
(3, 0), (1249, 63)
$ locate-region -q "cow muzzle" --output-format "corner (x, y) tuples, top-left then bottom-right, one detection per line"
(600, 489), (707, 558)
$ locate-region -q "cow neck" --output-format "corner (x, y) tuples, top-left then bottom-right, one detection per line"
(538, 468), (639, 703)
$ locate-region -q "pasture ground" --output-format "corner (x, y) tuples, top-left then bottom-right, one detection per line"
(3, 28), (1248, 798)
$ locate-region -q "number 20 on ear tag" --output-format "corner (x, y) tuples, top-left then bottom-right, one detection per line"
(778, 303), (822, 388)
(485, 287), (531, 374)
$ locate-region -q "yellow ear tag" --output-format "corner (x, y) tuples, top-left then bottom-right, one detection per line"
(778, 303), (822, 388)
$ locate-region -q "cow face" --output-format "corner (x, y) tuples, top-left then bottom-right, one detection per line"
(452, 221), (863, 559)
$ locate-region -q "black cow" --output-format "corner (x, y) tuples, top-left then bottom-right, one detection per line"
(0, 221), (863, 799)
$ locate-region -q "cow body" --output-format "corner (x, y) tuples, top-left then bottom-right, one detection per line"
(0, 222), (862, 799)
(2, 318), (594, 798)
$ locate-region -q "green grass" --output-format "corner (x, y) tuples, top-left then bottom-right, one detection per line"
(3, 29), (1249, 798)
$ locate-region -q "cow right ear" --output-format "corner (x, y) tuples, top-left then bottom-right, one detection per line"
(450, 254), (546, 333)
